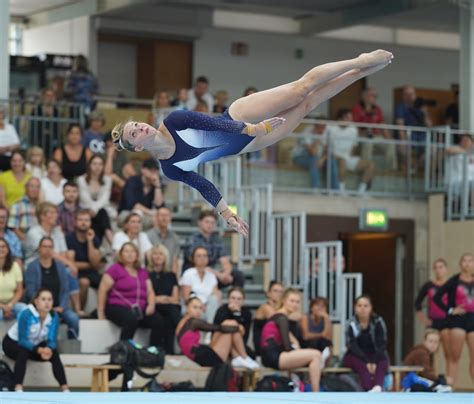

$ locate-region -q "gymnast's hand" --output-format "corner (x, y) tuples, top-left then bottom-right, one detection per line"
(227, 214), (250, 238)
(246, 117), (286, 136)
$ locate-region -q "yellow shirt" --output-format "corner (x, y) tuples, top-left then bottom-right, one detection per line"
(0, 170), (31, 207)
(0, 261), (23, 304)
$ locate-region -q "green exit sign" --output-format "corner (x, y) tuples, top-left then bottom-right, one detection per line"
(359, 208), (388, 231)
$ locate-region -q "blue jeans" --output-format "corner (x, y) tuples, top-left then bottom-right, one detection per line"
(0, 302), (27, 320)
(60, 308), (79, 339)
(293, 154), (339, 189)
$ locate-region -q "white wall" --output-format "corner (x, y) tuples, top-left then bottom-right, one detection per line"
(193, 28), (459, 120)
(22, 16), (91, 56)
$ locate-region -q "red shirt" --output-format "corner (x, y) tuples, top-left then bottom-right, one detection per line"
(352, 102), (385, 135)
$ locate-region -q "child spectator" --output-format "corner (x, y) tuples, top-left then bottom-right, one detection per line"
(41, 159), (66, 205)
(83, 111), (107, 155)
(26, 146), (47, 179)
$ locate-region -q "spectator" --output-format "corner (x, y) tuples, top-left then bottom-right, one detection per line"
(147, 245), (180, 354)
(214, 287), (253, 357)
(0, 151), (31, 208)
(8, 177), (40, 242)
(186, 76), (214, 112)
(329, 108), (375, 194)
(65, 55), (98, 113)
(183, 210), (244, 288)
(118, 158), (164, 229)
(243, 87), (258, 96)
(394, 85), (432, 172)
(194, 100), (209, 113)
(57, 181), (81, 234)
(112, 212), (152, 265)
(253, 281), (284, 355)
(300, 297), (333, 356)
(77, 155), (113, 244)
(213, 90), (229, 114)
(446, 134), (474, 192)
(180, 246), (221, 323)
(0, 105), (20, 171)
(97, 242), (164, 348)
(403, 328), (453, 390)
(53, 123), (93, 181)
(29, 88), (60, 158)
(146, 206), (181, 274)
(343, 294), (389, 392)
(292, 121), (339, 189)
(176, 296), (258, 369)
(83, 111), (107, 155)
(433, 252), (474, 385)
(0, 206), (22, 263)
(151, 91), (173, 127)
(24, 237), (80, 340)
(260, 288), (322, 391)
(171, 88), (188, 110)
(2, 288), (69, 392)
(41, 159), (67, 205)
(352, 87), (397, 171)
(26, 146), (47, 179)
(0, 238), (26, 320)
(104, 131), (137, 190)
(445, 84), (459, 129)
(66, 210), (102, 310)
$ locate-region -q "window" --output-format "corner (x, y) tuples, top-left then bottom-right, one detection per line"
(9, 23), (23, 55)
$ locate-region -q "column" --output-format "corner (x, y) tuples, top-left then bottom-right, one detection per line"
(460, 2), (474, 131)
(0, 0), (10, 100)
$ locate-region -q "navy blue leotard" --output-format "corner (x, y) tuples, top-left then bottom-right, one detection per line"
(160, 109), (255, 207)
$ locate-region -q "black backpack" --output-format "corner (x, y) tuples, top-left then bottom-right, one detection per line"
(204, 363), (240, 392)
(0, 360), (14, 392)
(320, 374), (363, 392)
(255, 375), (295, 392)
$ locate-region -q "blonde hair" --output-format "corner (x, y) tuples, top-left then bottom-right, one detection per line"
(278, 288), (301, 309)
(146, 244), (170, 273)
(111, 120), (133, 152)
(36, 201), (57, 221)
(26, 146), (45, 166)
(424, 328), (440, 340)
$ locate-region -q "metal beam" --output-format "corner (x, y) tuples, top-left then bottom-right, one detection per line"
(300, 0), (415, 35)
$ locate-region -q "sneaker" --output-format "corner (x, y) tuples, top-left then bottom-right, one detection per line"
(243, 356), (260, 369)
(368, 385), (382, 393)
(231, 356), (248, 368)
(320, 347), (331, 369)
(434, 384), (452, 393)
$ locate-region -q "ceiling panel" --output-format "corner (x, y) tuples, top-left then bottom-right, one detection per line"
(10, 0), (78, 16)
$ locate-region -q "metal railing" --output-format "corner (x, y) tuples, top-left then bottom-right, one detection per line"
(238, 183), (272, 265)
(446, 153), (474, 220)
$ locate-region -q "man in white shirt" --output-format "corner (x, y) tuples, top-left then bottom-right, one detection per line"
(186, 76), (214, 112)
(0, 106), (20, 171)
(328, 108), (375, 194)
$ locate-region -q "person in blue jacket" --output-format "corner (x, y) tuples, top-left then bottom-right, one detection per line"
(2, 288), (69, 392)
(111, 50), (393, 237)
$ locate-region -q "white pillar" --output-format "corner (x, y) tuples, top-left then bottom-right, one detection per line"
(460, 3), (474, 131)
(0, 1), (10, 100)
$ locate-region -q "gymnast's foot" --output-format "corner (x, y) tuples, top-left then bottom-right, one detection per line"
(357, 49), (393, 69)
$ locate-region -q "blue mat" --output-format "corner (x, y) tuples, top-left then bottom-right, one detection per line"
(0, 392), (472, 404)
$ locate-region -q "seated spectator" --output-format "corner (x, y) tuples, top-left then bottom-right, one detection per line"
(253, 281), (284, 355)
(213, 90), (228, 114)
(65, 55), (98, 113)
(328, 108), (374, 194)
(176, 296), (258, 369)
(147, 245), (180, 354)
(29, 87), (60, 158)
(445, 84), (459, 129)
(170, 88), (188, 110)
(183, 210), (244, 288)
(194, 100), (209, 113)
(180, 246), (221, 323)
(186, 76), (214, 112)
(97, 242), (164, 348)
(260, 288), (322, 391)
(146, 206), (181, 274)
(112, 212), (152, 265)
(26, 146), (47, 179)
(104, 132), (137, 190)
(0, 151), (31, 208)
(0, 238), (26, 320)
(82, 111), (107, 155)
(352, 87), (397, 171)
(343, 294), (389, 392)
(0, 106), (20, 171)
(394, 85), (432, 172)
(118, 158), (164, 229)
(53, 123), (92, 181)
(292, 121), (339, 189)
(24, 237), (80, 339)
(0, 206), (22, 263)
(66, 210), (103, 310)
(2, 288), (69, 392)
(214, 287), (253, 357)
(8, 177), (41, 242)
(41, 159), (67, 205)
(403, 328), (453, 390)
(57, 181), (81, 234)
(77, 155), (113, 244)
(150, 90), (173, 127)
(300, 297), (333, 356)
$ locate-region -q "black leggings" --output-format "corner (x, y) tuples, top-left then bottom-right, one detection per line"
(106, 304), (165, 350)
(91, 208), (111, 242)
(2, 335), (67, 386)
(155, 304), (181, 354)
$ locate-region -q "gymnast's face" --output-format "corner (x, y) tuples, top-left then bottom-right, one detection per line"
(122, 121), (156, 152)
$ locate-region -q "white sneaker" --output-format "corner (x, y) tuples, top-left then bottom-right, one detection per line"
(231, 356), (248, 368)
(320, 347), (331, 369)
(368, 385), (382, 393)
(243, 356), (261, 369)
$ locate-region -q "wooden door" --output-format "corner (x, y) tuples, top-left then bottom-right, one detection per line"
(329, 79), (365, 119)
